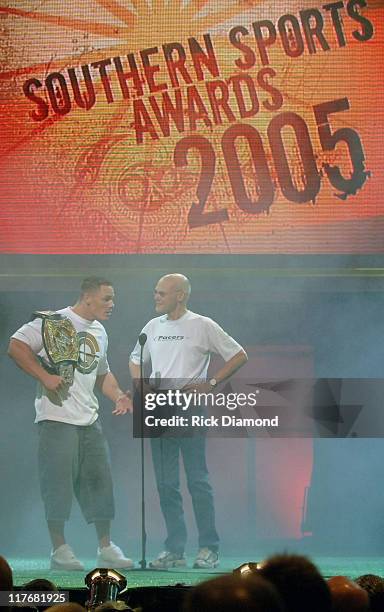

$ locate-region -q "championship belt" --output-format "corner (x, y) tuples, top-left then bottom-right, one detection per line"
(32, 311), (80, 385)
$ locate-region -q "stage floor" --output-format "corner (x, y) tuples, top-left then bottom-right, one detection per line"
(9, 556), (384, 588)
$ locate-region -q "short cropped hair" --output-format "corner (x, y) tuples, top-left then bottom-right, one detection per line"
(355, 574), (384, 612)
(258, 553), (332, 612)
(0, 555), (13, 590)
(183, 574), (285, 612)
(81, 277), (112, 295)
(23, 578), (58, 592)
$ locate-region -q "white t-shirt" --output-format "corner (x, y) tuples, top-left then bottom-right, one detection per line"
(130, 310), (243, 388)
(12, 307), (110, 425)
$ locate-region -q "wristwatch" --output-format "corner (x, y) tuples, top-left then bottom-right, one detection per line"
(209, 378), (218, 388)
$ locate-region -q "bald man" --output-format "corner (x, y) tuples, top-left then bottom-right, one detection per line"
(328, 576), (369, 612)
(129, 274), (247, 569)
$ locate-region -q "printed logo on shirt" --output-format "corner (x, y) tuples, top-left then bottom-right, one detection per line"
(155, 335), (184, 341)
(76, 332), (100, 374)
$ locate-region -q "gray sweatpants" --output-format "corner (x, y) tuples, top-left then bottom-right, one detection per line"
(38, 420), (115, 523)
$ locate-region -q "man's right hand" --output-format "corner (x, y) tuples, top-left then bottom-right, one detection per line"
(41, 373), (65, 392)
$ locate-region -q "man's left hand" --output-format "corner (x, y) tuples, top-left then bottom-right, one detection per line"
(112, 392), (133, 415)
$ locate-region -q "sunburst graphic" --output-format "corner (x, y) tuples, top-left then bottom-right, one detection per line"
(1, 0), (259, 253)
(0, 0), (251, 81)
(0, 0), (383, 253)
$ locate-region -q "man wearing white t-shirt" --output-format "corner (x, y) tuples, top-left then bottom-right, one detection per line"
(129, 273), (247, 569)
(8, 277), (134, 571)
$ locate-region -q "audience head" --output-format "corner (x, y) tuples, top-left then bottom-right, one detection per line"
(355, 574), (384, 612)
(0, 555), (13, 590)
(328, 575), (369, 612)
(183, 573), (285, 612)
(95, 601), (133, 612)
(21, 578), (59, 612)
(258, 553), (332, 612)
(45, 604), (85, 612)
(23, 578), (58, 592)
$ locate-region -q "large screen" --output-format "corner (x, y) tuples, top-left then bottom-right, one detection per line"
(1, 0), (383, 253)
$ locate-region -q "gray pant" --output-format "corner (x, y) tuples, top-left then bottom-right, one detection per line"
(151, 436), (219, 554)
(38, 420), (115, 523)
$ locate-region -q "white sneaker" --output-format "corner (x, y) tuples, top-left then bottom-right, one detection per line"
(50, 544), (84, 571)
(193, 547), (219, 569)
(149, 551), (186, 569)
(97, 542), (134, 569)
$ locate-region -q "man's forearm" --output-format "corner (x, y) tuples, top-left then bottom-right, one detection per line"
(8, 338), (48, 384)
(97, 372), (125, 402)
(129, 361), (141, 385)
